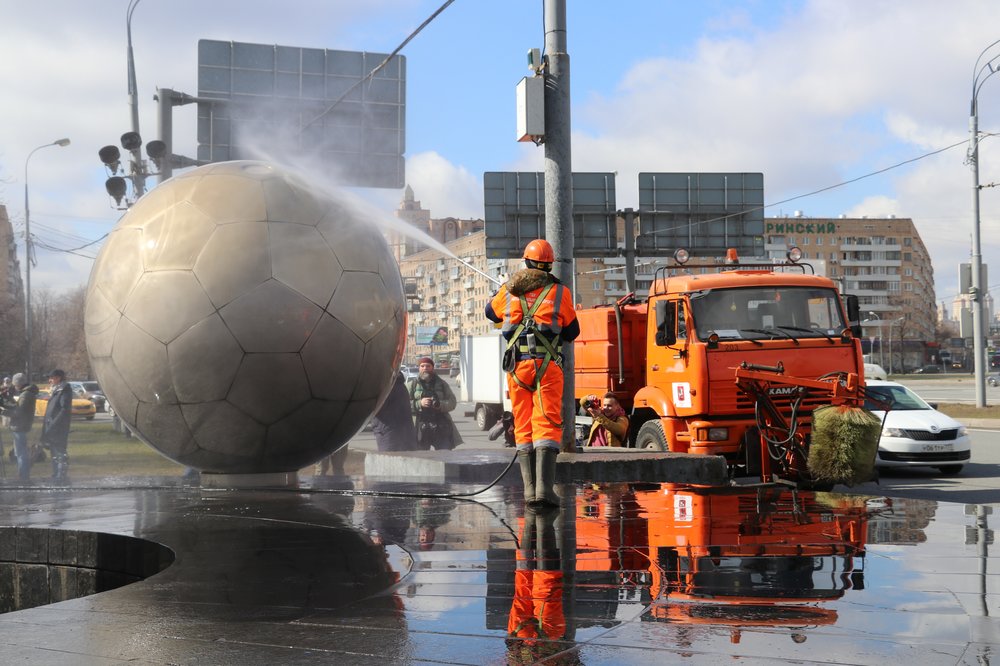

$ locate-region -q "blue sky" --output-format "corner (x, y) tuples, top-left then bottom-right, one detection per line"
(1, 0), (999, 307)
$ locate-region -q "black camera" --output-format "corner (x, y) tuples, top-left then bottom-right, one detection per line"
(584, 398), (600, 410)
(429, 397), (440, 409)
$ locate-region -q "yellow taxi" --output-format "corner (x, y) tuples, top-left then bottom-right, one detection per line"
(34, 387), (97, 420)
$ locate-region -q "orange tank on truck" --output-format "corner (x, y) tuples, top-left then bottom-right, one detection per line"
(573, 247), (868, 483)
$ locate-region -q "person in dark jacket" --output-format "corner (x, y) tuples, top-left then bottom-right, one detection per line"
(372, 370), (418, 451)
(407, 357), (462, 450)
(4, 373), (39, 481)
(41, 368), (73, 481)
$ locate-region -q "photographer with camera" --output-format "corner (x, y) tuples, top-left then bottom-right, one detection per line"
(579, 393), (629, 448)
(408, 357), (462, 451)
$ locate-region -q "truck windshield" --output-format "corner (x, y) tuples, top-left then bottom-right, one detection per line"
(689, 286), (847, 341)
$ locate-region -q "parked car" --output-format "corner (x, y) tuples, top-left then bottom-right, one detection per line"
(863, 380), (970, 475)
(34, 389), (97, 420)
(70, 380), (106, 412)
(863, 363), (887, 381)
(913, 364), (942, 374)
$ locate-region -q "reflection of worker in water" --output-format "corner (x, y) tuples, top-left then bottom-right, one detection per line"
(506, 509), (566, 663)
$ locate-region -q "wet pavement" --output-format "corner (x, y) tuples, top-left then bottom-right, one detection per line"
(0, 470), (997, 664)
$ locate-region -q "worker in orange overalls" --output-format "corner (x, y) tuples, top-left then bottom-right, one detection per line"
(486, 239), (579, 507)
(506, 509), (566, 663)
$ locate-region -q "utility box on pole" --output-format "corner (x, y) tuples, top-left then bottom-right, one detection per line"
(516, 76), (545, 142)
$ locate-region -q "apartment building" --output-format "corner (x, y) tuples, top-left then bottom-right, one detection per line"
(0, 205), (24, 316)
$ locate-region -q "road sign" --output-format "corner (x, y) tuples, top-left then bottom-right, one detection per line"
(636, 172), (764, 256)
(197, 39), (405, 188)
(483, 171), (617, 258)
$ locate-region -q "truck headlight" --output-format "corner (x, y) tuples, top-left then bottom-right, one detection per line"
(707, 427), (728, 441)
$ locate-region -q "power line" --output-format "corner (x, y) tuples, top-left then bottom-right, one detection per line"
(639, 137), (974, 239)
(302, 0), (457, 131)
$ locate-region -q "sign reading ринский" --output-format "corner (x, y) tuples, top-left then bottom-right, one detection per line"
(764, 221), (838, 234)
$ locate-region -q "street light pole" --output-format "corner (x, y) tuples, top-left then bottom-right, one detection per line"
(970, 40), (1000, 407)
(125, 0), (145, 198)
(868, 311), (883, 369)
(23, 138), (71, 381)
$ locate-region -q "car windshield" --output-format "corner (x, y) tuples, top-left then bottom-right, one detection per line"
(82, 382), (100, 392)
(864, 385), (931, 411)
(688, 285), (846, 341)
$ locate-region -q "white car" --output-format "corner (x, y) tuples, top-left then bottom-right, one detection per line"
(864, 363), (887, 381)
(863, 380), (971, 475)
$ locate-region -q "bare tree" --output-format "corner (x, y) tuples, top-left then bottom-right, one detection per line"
(30, 287), (91, 380)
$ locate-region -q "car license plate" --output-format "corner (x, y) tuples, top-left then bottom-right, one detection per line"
(921, 443), (953, 452)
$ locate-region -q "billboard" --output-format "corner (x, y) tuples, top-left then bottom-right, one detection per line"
(415, 326), (449, 345)
(637, 172), (765, 256)
(483, 171), (617, 258)
(197, 39), (406, 188)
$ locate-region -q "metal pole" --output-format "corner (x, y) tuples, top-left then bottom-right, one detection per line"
(888, 323), (892, 375)
(23, 139), (70, 381)
(156, 87), (174, 182)
(623, 209), (637, 294)
(126, 0), (145, 197)
(971, 108), (986, 406)
(543, 0), (575, 451)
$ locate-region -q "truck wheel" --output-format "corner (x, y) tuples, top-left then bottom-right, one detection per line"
(475, 405), (497, 431)
(636, 420), (668, 451)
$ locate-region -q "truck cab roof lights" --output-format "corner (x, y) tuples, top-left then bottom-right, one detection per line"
(673, 248), (690, 265)
(786, 246), (803, 263)
(725, 249), (739, 264)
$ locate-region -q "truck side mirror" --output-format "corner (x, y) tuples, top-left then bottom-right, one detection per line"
(845, 294), (862, 338)
(655, 300), (677, 346)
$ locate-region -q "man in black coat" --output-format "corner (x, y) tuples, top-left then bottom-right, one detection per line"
(372, 370), (418, 451)
(5, 373), (39, 481)
(41, 368), (73, 481)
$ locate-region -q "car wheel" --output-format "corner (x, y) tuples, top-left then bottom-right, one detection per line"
(475, 405), (497, 431)
(86, 415), (95, 420)
(635, 420), (668, 451)
(936, 464), (964, 475)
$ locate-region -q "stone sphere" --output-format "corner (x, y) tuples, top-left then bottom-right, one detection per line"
(84, 161), (406, 473)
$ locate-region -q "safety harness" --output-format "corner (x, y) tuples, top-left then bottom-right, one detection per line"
(504, 282), (563, 402)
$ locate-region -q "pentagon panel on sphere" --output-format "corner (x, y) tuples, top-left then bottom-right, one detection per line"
(84, 160), (405, 474)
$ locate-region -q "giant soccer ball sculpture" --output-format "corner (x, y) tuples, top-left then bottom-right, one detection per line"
(84, 161), (406, 473)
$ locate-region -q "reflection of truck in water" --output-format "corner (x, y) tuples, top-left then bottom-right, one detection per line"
(578, 484), (870, 636)
(573, 248), (868, 485)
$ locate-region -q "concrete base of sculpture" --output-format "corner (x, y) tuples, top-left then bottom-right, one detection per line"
(200, 472), (299, 489)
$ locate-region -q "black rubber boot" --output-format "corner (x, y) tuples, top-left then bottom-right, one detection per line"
(534, 447), (560, 507)
(536, 508), (560, 570)
(517, 450), (536, 504)
(517, 509), (537, 568)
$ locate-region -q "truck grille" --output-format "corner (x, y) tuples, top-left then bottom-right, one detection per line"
(734, 392), (830, 416)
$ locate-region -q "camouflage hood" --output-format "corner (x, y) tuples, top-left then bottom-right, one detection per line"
(506, 269), (553, 296)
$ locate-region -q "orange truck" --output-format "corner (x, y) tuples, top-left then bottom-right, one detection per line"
(574, 248), (867, 484)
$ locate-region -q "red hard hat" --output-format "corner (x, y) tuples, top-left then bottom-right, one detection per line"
(523, 239), (554, 263)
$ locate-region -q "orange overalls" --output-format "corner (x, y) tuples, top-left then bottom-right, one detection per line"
(488, 276), (578, 452)
(507, 511), (565, 654)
